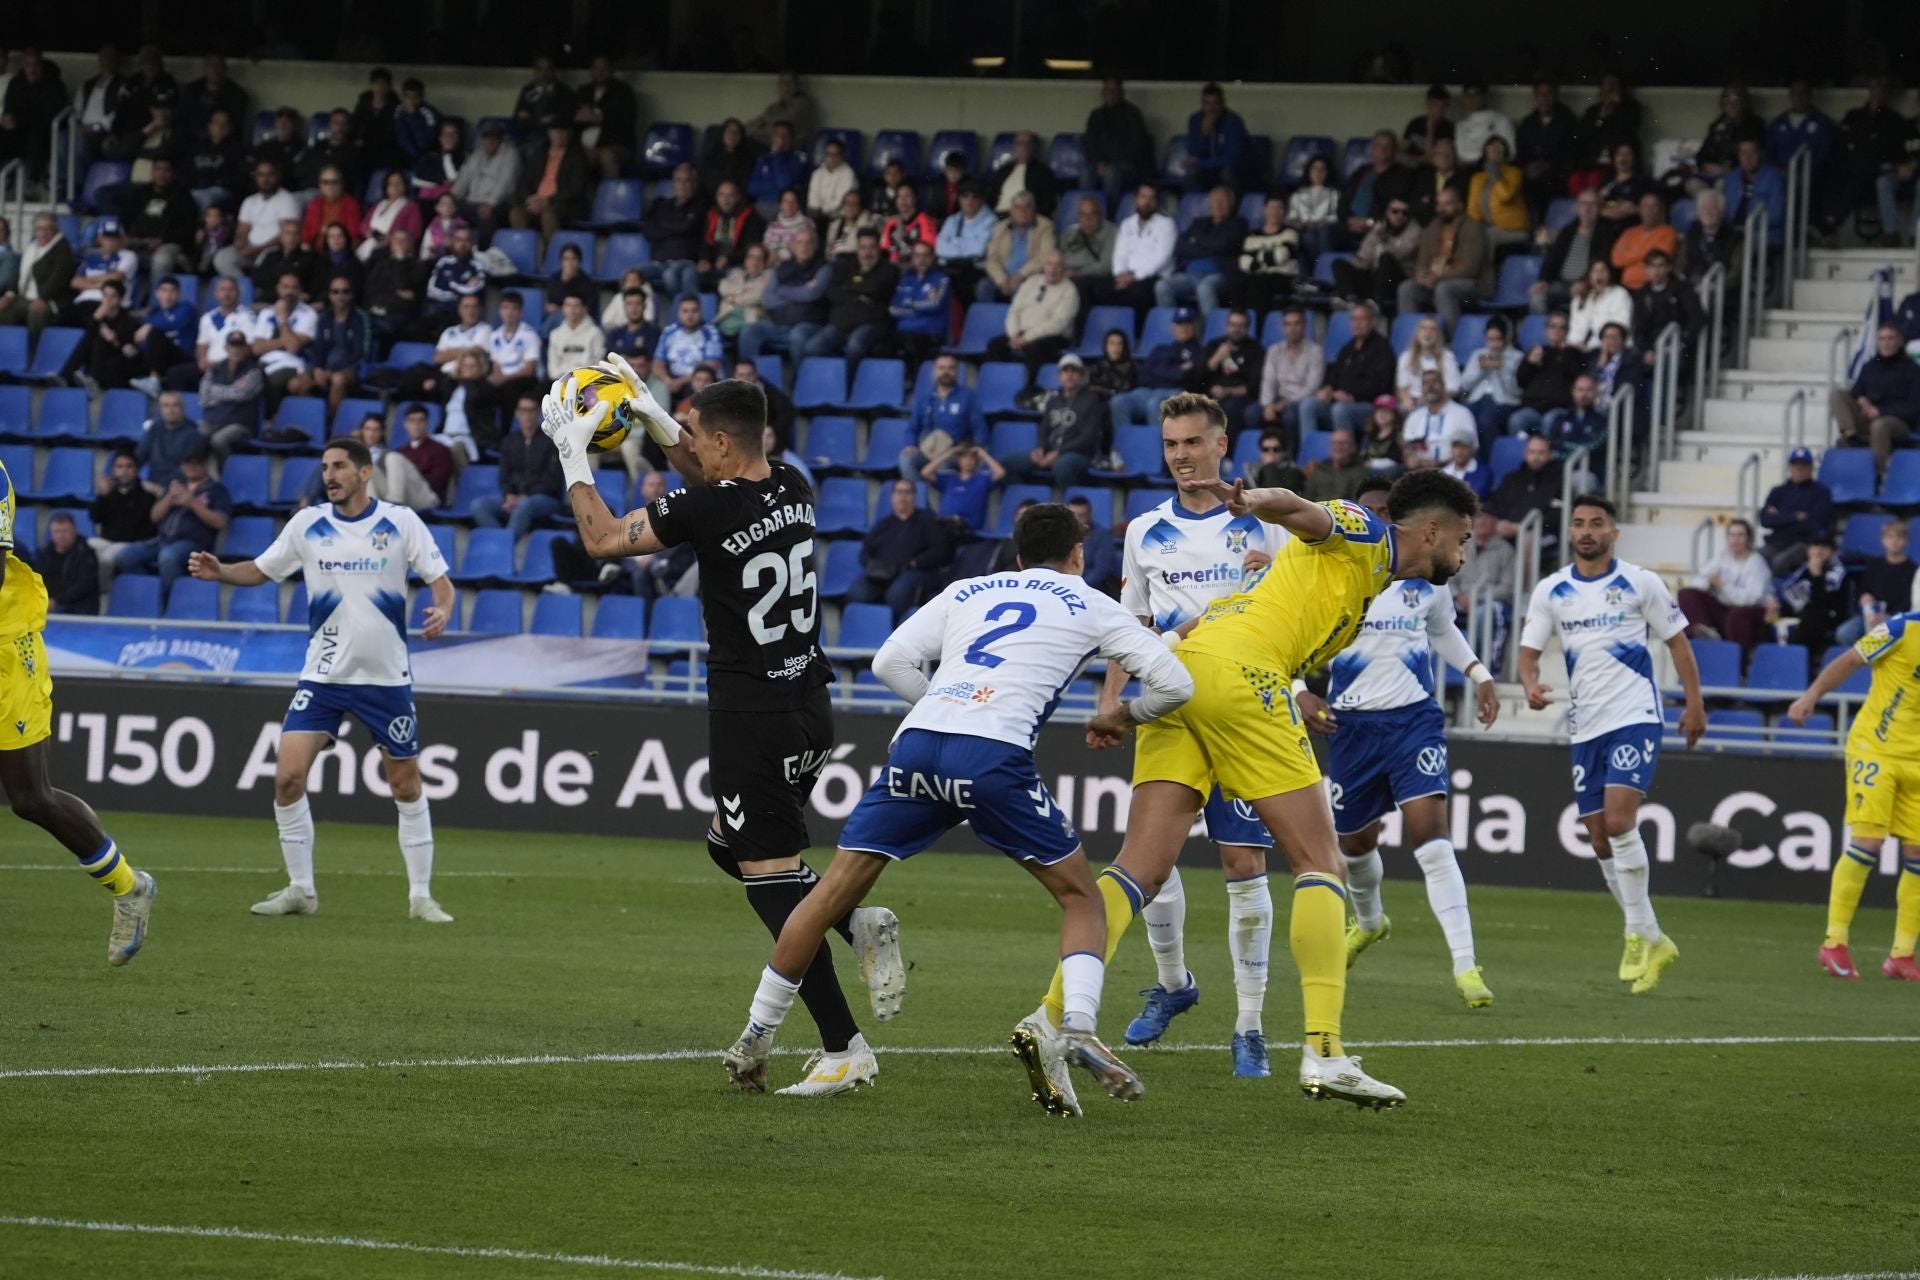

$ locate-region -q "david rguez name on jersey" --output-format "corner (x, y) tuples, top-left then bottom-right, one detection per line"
(949, 576), (1089, 614)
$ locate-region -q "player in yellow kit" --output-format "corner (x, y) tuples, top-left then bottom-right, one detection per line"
(0, 458), (155, 964)
(1788, 615), (1920, 983)
(1015, 461), (1476, 1112)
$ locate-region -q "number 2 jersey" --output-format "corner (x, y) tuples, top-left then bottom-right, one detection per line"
(1519, 557), (1686, 744)
(1119, 495), (1280, 631)
(1849, 614), (1920, 761)
(646, 460), (831, 712)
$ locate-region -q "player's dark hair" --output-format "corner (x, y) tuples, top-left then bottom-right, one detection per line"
(1356, 475), (1395, 501)
(1013, 502), (1086, 570)
(322, 435), (374, 469)
(1571, 492), (1617, 520)
(1386, 469), (1478, 522)
(688, 378), (767, 454)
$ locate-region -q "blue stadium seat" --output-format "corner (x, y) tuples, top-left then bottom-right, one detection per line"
(422, 524), (456, 576)
(947, 303), (1007, 356)
(836, 603), (894, 651)
(452, 529), (515, 583)
(164, 579), (220, 621)
(1124, 487), (1176, 523)
(647, 596), (704, 652)
(925, 130), (978, 178)
(80, 160), (130, 210)
(1451, 314), (1492, 366)
(1110, 426), (1165, 483)
(507, 530), (570, 586)
(1137, 307), (1177, 356)
(840, 358), (907, 411)
(1298, 432), (1334, 465)
(590, 595), (649, 639)
(812, 127), (863, 174)
(1489, 435), (1528, 482)
(467, 589), (523, 635)
(1048, 133), (1087, 183)
(1391, 311), (1440, 350)
(530, 592), (583, 637)
(1544, 198), (1577, 231)
(753, 354), (786, 390)
(94, 388), (148, 444)
(1691, 639), (1742, 690)
(1174, 191), (1211, 232)
(792, 357), (848, 411)
(1237, 191), (1269, 226)
(361, 167), (389, 207)
(859, 419), (912, 474)
(489, 228), (541, 279)
(437, 464), (500, 520)
(1823, 645), (1873, 695)
(250, 110), (274, 144)
(226, 582), (281, 624)
(989, 484), (1052, 536)
(986, 131), (1022, 173)
(1077, 306), (1137, 357)
(1746, 644), (1808, 695)
(1516, 313), (1548, 351)
(596, 232), (652, 283)
(1321, 311), (1354, 355)
(0, 327), (27, 378)
(975, 364), (1034, 418)
(35, 388), (91, 442)
(1670, 198), (1698, 233)
(1482, 255), (1542, 311)
(1843, 513), (1892, 560)
(1339, 135), (1372, 179)
(330, 397), (386, 441)
(272, 396), (329, 444)
(223, 516), (278, 560)
(274, 456), (320, 507)
(23, 328), (84, 382)
(802, 417), (859, 471)
(1278, 135), (1336, 188)
(817, 539), (860, 599)
(640, 122), (694, 176)
(287, 581), (308, 621)
(542, 230), (597, 277)
(220, 455), (272, 512)
(1878, 452), (1920, 508)
(594, 466), (627, 514)
(370, 340), (436, 374)
(1312, 251), (1354, 286)
(988, 420), (1037, 457)
(1053, 188), (1102, 231)
(107, 574), (161, 618)
(868, 129), (922, 180)
(579, 178), (644, 230)
(0, 445), (31, 489)
(305, 112), (329, 146)
(1821, 449), (1877, 506)
(815, 477), (871, 535)
(24, 448), (95, 502)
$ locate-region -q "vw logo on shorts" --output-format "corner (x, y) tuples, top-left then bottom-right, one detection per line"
(1610, 743), (1641, 771)
(1416, 746), (1447, 776)
(1232, 800), (1256, 822)
(387, 715), (418, 745)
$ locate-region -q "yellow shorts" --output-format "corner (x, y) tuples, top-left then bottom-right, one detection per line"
(1134, 648), (1321, 802)
(0, 629), (53, 751)
(1845, 751), (1920, 841)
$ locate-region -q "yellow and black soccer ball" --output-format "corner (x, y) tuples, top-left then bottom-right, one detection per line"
(569, 365), (637, 454)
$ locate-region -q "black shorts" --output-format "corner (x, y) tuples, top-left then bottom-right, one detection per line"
(707, 685), (835, 862)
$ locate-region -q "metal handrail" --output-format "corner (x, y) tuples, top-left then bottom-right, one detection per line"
(1778, 389), (1807, 476)
(1558, 444), (1592, 568)
(1691, 262), (1727, 429)
(0, 160), (24, 248)
(1603, 387), (1634, 504)
(1782, 143), (1812, 305)
(1690, 515), (1717, 571)
(48, 106), (75, 206)
(1737, 450), (1762, 518)
(1455, 580), (1498, 726)
(1505, 506), (1544, 678)
(1648, 320), (1682, 481)
(1826, 324), (1857, 437)
(1736, 203), (1769, 368)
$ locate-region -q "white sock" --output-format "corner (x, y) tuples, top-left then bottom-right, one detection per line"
(1059, 951), (1104, 1032)
(273, 797), (315, 895)
(1226, 876), (1272, 1034)
(1343, 849), (1385, 931)
(1597, 853), (1623, 920)
(395, 796), (434, 897)
(748, 964), (801, 1033)
(1608, 830), (1661, 943)
(1412, 838), (1477, 973)
(1142, 866), (1189, 991)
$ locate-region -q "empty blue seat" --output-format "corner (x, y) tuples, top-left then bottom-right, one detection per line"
(453, 529), (515, 583)
(107, 574), (161, 618)
(1691, 639), (1742, 690)
(1482, 255), (1542, 311)
(467, 589), (523, 635)
(95, 388), (148, 443)
(977, 363), (1035, 418)
(80, 160), (131, 209)
(1843, 513), (1893, 560)
(948, 303), (1007, 356)
(985, 131), (1022, 173)
(840, 358), (906, 411)
(542, 230), (597, 277)
(507, 530), (570, 586)
(0, 385), (28, 439)
(530, 592), (584, 637)
(1489, 435), (1528, 481)
(490, 228), (541, 279)
(1077, 305), (1137, 357)
(0, 327), (28, 378)
(988, 420), (1038, 457)
(1339, 135), (1372, 179)
(226, 582), (281, 624)
(1545, 197), (1577, 231)
(860, 419), (912, 473)
(24, 328), (84, 381)
(273, 396), (329, 442)
(1047, 133), (1087, 183)
(815, 477), (871, 535)
(925, 130), (978, 178)
(580, 178), (644, 230)
(648, 596), (704, 651)
(1112, 426), (1165, 482)
(811, 127), (863, 173)
(753, 354), (786, 390)
(371, 340), (436, 373)
(1879, 452), (1920, 507)
(817, 539), (861, 599)
(868, 129), (922, 180)
(25, 448), (95, 502)
(222, 455), (273, 510)
(594, 466), (627, 513)
(989, 484), (1052, 536)
(0, 445), (31, 490)
(1138, 307), (1177, 355)
(274, 456), (320, 507)
(164, 579), (221, 621)
(640, 121), (694, 175)
(1298, 432), (1334, 465)
(792, 357), (848, 411)
(438, 465), (500, 520)
(421, 524), (456, 577)
(35, 388), (92, 442)
(1451, 314), (1493, 366)
(591, 595), (649, 639)
(1237, 191), (1270, 226)
(1278, 135), (1336, 188)
(1746, 644), (1808, 694)
(802, 417), (860, 470)
(1124, 487), (1176, 523)
(1821, 449), (1877, 506)
(597, 232), (652, 283)
(1517, 313), (1548, 351)
(1173, 191), (1211, 232)
(223, 516), (278, 560)
(836, 603), (893, 651)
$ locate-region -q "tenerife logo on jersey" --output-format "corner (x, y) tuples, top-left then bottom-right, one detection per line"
(1605, 585), (1625, 606)
(1164, 563), (1243, 589)
(1610, 743), (1642, 771)
(369, 529), (392, 552)
(1224, 526), (1250, 555)
(316, 556), (390, 573)
(1401, 585), (1425, 610)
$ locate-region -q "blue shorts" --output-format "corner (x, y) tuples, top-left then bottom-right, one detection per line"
(838, 730), (1081, 865)
(1202, 785), (1273, 848)
(1571, 723), (1662, 818)
(282, 680), (422, 759)
(1327, 702), (1450, 836)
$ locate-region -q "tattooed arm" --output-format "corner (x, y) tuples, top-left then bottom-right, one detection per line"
(568, 481), (668, 558)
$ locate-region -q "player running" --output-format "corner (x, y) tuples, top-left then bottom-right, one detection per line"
(1298, 477), (1500, 1007)
(1100, 393), (1282, 1076)
(722, 503), (1194, 1114)
(1033, 450), (1478, 1110)
(1787, 620), (1920, 982)
(543, 359), (902, 1098)
(1, 456), (155, 964)
(189, 434), (458, 923)
(1517, 494), (1706, 994)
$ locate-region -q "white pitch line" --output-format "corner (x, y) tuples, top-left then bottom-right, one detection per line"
(1719, 1273), (1920, 1280)
(5, 1035), (1918, 1083)
(0, 1215), (879, 1280)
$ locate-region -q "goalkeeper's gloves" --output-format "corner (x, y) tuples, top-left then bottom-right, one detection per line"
(540, 377), (606, 491)
(603, 352), (682, 449)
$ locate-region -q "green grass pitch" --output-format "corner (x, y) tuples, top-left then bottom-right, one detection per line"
(3, 811), (1919, 1280)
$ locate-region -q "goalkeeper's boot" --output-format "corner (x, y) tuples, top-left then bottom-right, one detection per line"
(1123, 974), (1198, 1046)
(251, 883), (317, 916)
(851, 906), (904, 1022)
(1010, 1006), (1080, 1118)
(1618, 933), (1649, 983)
(1629, 934), (1679, 995)
(1455, 966), (1494, 1009)
(1300, 1050), (1406, 1109)
(1346, 915), (1392, 968)
(1818, 943), (1861, 979)
(776, 1034), (878, 1097)
(107, 872), (157, 967)
(722, 1022), (775, 1093)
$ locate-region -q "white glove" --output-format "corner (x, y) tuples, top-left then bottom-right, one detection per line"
(541, 382), (605, 491)
(604, 351), (681, 448)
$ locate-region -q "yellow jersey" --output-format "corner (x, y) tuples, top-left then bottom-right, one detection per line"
(1179, 499), (1397, 679)
(1849, 614), (1920, 761)
(0, 457), (50, 641)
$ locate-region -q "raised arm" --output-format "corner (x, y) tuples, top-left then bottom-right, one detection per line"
(1181, 476), (1333, 542)
(186, 551), (269, 585)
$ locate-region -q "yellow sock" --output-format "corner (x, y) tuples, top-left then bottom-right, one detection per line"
(1893, 859), (1920, 959)
(77, 839), (136, 897)
(1825, 844), (1876, 948)
(1293, 872), (1348, 1058)
(1042, 866), (1145, 1027)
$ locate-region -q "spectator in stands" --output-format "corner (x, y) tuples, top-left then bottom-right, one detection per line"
(1184, 82), (1248, 193)
(0, 50), (66, 184)
(1546, 373), (1606, 457)
(1467, 136), (1530, 253)
(746, 71), (818, 147)
(1395, 314), (1460, 410)
(139, 389), (210, 490)
(1532, 187), (1610, 316)
(512, 54), (574, 136)
(392, 77), (440, 162)
(699, 118), (756, 199)
(247, 107), (306, 189)
(1834, 324), (1920, 474)
(180, 52), (246, 145)
(73, 46), (129, 176)
(1401, 368), (1475, 469)
(1759, 446), (1833, 573)
(931, 181), (994, 302)
(549, 294), (606, 380)
(1777, 534), (1851, 661)
(1157, 185), (1244, 314)
(1596, 142), (1650, 226)
(1089, 329), (1136, 404)
(705, 236), (770, 344)
(1720, 138), (1786, 234)
(1452, 508), (1514, 631)
(309, 222), (363, 302)
(1404, 84), (1454, 162)
(1609, 191), (1677, 291)
(1440, 430), (1492, 499)
(435, 351), (492, 458)
(1340, 131), (1412, 246)
(1631, 248), (1703, 366)
(1358, 399), (1404, 475)
(1509, 312), (1585, 437)
(1410, 137), (1468, 226)
(248, 219), (313, 298)
(1333, 195), (1418, 307)
(72, 220), (136, 306)
(848, 478), (951, 622)
(699, 180), (764, 289)
(881, 185), (938, 264)
(1516, 79), (1577, 222)
(184, 108), (246, 213)
(1111, 307), (1201, 427)
(1832, 77), (1912, 244)
(1694, 84), (1765, 186)
(360, 169), (422, 261)
(90, 448), (155, 570)
(1397, 185), (1487, 330)
(1588, 321), (1638, 415)
(987, 249), (1077, 388)
(571, 56), (636, 180)
(1231, 197), (1299, 314)
(980, 191), (1054, 305)
(1301, 299), (1395, 435)
(1250, 306), (1323, 442)
(1286, 155), (1341, 266)
(988, 130), (1059, 219)
(997, 353), (1106, 491)
(309, 275), (372, 417)
(1251, 431), (1305, 491)
(642, 164), (707, 303)
(1568, 258), (1631, 350)
(733, 359), (793, 440)
(1086, 78), (1155, 203)
(363, 225), (425, 344)
(1837, 518), (1915, 646)
(1576, 74), (1643, 180)
(1679, 518), (1775, 661)
(117, 156), (196, 280)
(1768, 78), (1835, 181)
(345, 67), (398, 170)
(741, 224), (831, 362)
(182, 273), (251, 382)
(422, 194), (466, 260)
(1679, 188), (1741, 297)
(1305, 427), (1366, 501)
(57, 278), (140, 393)
(128, 273), (196, 396)
(657, 294), (725, 392)
(748, 121), (807, 207)
(451, 120), (522, 242)
(1461, 315), (1521, 442)
(413, 119), (467, 203)
(926, 145), (970, 223)
(816, 190), (870, 262)
(900, 352), (984, 479)
(216, 160), (300, 279)
(920, 443), (1003, 534)
(513, 124), (593, 241)
(372, 404), (451, 510)
(546, 241), (596, 318)
(805, 137), (856, 222)
(424, 225), (486, 323)
(1201, 307), (1260, 427)
(808, 226), (896, 362)
(1488, 432), (1562, 553)
(1068, 495), (1122, 596)
(1455, 81), (1515, 168)
(763, 189), (811, 263)
(868, 161), (913, 224)
(248, 268), (317, 410)
(427, 291), (492, 379)
(103, 45), (177, 165)
(1092, 183), (1176, 317)
(888, 240), (949, 367)
(1058, 194), (1115, 299)
(301, 109), (364, 194)
(119, 442), (230, 604)
(473, 394), (564, 539)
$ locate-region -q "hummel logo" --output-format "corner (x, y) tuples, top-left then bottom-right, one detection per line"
(723, 793), (746, 831)
(1027, 783), (1051, 817)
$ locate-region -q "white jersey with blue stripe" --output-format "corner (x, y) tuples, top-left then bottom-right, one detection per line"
(1120, 496), (1282, 630)
(1520, 557), (1687, 744)
(1328, 579), (1472, 712)
(873, 567), (1192, 750)
(254, 500), (448, 687)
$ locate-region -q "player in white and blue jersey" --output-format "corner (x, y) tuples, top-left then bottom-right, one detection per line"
(1296, 479), (1500, 1008)
(1105, 404), (1284, 1075)
(1518, 493), (1706, 994)
(188, 434), (457, 922)
(724, 504), (1195, 1117)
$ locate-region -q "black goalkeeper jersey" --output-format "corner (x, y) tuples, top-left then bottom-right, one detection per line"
(646, 461), (833, 712)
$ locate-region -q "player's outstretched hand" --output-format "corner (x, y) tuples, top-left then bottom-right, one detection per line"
(1522, 681), (1553, 711)
(1784, 693), (1817, 726)
(1085, 702), (1134, 748)
(420, 602), (450, 640)
(1677, 702), (1707, 749)
(603, 353), (681, 447)
(540, 387), (606, 459)
(1296, 690), (1338, 735)
(1474, 680), (1500, 727)
(1180, 476), (1249, 516)
(186, 550), (223, 582)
